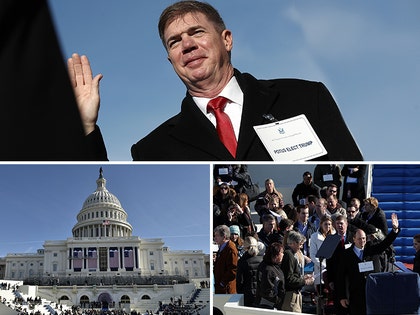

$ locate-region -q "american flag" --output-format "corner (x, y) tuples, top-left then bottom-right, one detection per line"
(102, 220), (110, 226)
(88, 248), (97, 269)
(124, 247), (134, 269)
(109, 248), (119, 269)
(73, 248), (83, 269)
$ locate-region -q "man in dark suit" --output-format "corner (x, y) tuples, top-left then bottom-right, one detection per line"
(70, 1), (362, 161)
(326, 214), (353, 315)
(337, 213), (400, 315)
(131, 70), (362, 160)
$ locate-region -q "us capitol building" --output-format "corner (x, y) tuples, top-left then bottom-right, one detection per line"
(0, 168), (209, 313)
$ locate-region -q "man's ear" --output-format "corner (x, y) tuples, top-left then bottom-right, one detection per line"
(222, 29), (233, 52)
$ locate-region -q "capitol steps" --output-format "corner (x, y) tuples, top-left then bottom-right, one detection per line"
(0, 280), (71, 315)
(371, 164), (420, 264)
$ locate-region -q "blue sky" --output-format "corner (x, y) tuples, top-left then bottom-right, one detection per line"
(48, 1), (420, 161)
(0, 164), (210, 257)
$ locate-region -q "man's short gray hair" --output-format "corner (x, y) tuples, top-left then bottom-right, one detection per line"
(287, 230), (305, 245)
(214, 225), (230, 239)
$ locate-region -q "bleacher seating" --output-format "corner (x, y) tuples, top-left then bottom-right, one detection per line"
(160, 287), (209, 314)
(0, 280), (71, 314)
(371, 164), (420, 264)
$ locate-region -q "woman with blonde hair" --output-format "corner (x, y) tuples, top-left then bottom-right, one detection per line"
(255, 178), (283, 216)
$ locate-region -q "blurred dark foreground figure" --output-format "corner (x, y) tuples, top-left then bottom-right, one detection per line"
(0, 0), (107, 161)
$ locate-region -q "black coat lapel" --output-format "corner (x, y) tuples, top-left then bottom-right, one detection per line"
(170, 95), (234, 160)
(235, 71), (280, 159)
(168, 71), (283, 161)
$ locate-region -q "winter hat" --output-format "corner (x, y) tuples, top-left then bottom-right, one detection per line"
(229, 225), (240, 235)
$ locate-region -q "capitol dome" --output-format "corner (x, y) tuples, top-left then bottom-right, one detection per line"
(82, 179), (122, 209)
(72, 168), (133, 238)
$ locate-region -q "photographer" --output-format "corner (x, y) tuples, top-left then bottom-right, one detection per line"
(213, 182), (237, 228)
(226, 199), (254, 239)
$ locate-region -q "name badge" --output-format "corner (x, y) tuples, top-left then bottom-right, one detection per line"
(253, 114), (327, 161)
(358, 261), (374, 273)
(346, 177), (358, 184)
(323, 174), (333, 181)
(218, 168), (228, 175)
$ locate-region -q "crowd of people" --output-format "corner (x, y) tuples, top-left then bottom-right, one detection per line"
(0, 282), (13, 290)
(0, 284), (167, 315)
(212, 164), (414, 315)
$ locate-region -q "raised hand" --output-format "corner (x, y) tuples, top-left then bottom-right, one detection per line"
(67, 53), (103, 135)
(391, 213), (399, 230)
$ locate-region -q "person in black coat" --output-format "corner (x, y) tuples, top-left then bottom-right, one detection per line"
(412, 234), (420, 274)
(130, 71), (362, 161)
(326, 215), (353, 315)
(314, 164), (343, 197)
(341, 165), (366, 205)
(361, 197), (388, 235)
(337, 213), (400, 315)
(70, 1), (363, 161)
(257, 214), (283, 249)
(361, 196), (395, 271)
(1, 0), (107, 161)
(213, 183), (237, 228)
(291, 171), (320, 206)
(236, 236), (263, 307)
(256, 242), (285, 310)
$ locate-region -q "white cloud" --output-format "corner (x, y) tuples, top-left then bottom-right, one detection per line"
(284, 5), (369, 60)
(283, 3), (420, 63)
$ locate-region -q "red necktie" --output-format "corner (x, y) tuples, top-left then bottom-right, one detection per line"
(207, 96), (237, 158)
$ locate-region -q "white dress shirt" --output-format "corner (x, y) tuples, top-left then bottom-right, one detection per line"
(353, 246), (364, 260)
(193, 76), (244, 140)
